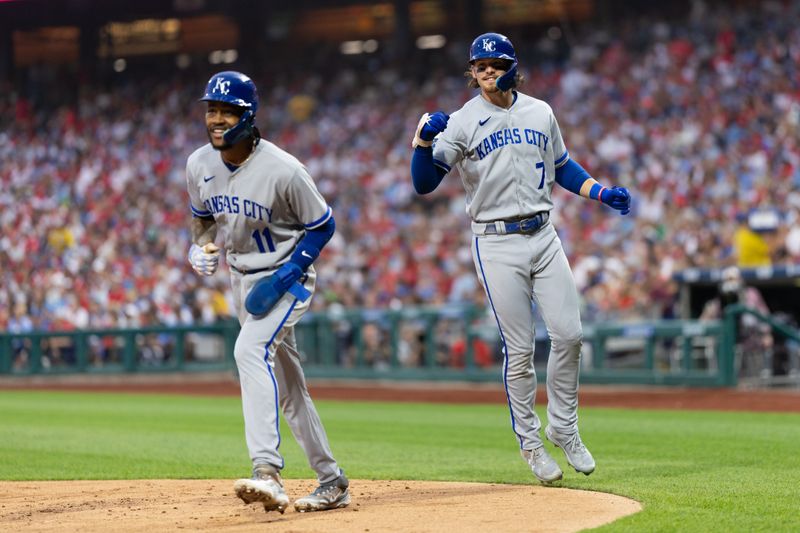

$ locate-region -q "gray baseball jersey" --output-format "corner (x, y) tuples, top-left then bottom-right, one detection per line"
(186, 139), (341, 483)
(432, 92), (584, 451)
(187, 139), (332, 272)
(432, 93), (568, 222)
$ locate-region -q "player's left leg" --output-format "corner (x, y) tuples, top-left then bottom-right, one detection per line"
(530, 225), (595, 474)
(274, 330), (350, 511)
(272, 328), (342, 483)
(529, 225), (583, 432)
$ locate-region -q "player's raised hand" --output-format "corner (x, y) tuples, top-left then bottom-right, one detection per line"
(600, 186), (631, 215)
(421, 111), (449, 140)
(412, 111), (450, 148)
(188, 243), (220, 276)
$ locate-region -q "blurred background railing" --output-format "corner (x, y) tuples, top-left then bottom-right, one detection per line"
(3, 305), (797, 387)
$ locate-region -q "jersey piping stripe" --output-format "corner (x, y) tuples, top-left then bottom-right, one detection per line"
(261, 298), (299, 470)
(554, 150), (569, 168)
(304, 206), (332, 229)
(191, 204), (212, 217)
(433, 158), (451, 172)
(266, 362), (284, 469)
(475, 237), (524, 449)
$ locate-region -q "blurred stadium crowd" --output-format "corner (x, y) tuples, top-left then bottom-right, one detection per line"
(1, 0), (799, 340)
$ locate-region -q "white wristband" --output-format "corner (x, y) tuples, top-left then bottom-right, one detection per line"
(411, 113), (433, 149)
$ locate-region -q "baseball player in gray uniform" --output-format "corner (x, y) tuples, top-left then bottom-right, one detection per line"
(410, 33), (631, 483)
(186, 71), (349, 512)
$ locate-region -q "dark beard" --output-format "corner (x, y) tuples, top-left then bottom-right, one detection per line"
(207, 131), (232, 151)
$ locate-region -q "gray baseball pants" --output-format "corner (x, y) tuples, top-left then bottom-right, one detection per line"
(230, 267), (341, 483)
(471, 222), (583, 450)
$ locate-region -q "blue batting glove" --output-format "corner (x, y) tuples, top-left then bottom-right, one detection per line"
(601, 186), (631, 215)
(420, 111), (449, 141)
(245, 263), (308, 316)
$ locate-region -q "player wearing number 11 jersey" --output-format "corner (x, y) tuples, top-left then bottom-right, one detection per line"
(186, 71), (349, 513)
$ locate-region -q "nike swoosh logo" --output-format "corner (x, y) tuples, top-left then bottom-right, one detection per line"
(479, 117), (491, 126)
(203, 175), (215, 182)
(301, 250), (313, 259)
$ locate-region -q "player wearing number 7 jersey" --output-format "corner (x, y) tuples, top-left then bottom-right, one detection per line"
(186, 71), (349, 513)
(411, 33), (632, 484)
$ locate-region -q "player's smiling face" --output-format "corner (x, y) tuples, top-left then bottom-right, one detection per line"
(206, 101), (243, 148)
(471, 59), (509, 93)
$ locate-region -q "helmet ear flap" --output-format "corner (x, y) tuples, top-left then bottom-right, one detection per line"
(495, 60), (518, 91)
(222, 109), (255, 146)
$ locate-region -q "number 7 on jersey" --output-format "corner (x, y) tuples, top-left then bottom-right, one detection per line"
(536, 161), (546, 189)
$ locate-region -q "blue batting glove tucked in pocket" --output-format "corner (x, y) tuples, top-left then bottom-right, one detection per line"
(245, 263), (310, 316)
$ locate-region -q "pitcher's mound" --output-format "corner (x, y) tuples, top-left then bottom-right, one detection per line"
(0, 479), (640, 532)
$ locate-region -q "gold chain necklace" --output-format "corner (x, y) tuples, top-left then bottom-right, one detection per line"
(223, 137), (258, 167)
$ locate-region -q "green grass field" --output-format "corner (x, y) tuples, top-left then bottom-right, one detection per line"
(1, 390), (798, 532)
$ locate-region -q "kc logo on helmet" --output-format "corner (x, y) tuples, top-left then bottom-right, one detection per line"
(213, 79), (231, 95)
(482, 39), (496, 52)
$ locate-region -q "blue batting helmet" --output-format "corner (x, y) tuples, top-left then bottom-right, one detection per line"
(200, 71), (258, 146)
(469, 33), (518, 91)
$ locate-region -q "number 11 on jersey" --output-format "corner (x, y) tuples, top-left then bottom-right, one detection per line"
(252, 228), (276, 253)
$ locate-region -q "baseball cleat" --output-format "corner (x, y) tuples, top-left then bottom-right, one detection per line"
(545, 426), (596, 475)
(521, 446), (563, 484)
(234, 464), (290, 513)
(294, 470), (350, 512)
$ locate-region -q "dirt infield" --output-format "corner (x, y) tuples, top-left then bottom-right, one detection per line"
(0, 479), (641, 533)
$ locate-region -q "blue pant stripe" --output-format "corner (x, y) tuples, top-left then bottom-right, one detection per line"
(266, 363), (283, 468)
(261, 299), (299, 470)
(475, 237), (523, 448)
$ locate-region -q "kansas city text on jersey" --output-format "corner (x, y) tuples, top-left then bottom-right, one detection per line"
(204, 194), (273, 222)
(474, 127), (550, 160)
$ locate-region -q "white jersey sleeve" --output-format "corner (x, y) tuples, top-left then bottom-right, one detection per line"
(430, 110), (467, 174)
(549, 109), (569, 169)
(284, 166), (332, 229)
(186, 150), (213, 218)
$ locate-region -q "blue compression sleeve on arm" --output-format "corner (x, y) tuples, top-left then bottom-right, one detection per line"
(289, 215), (336, 271)
(411, 146), (447, 194)
(554, 158), (592, 195)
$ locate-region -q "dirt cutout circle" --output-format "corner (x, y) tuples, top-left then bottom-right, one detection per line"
(0, 479), (640, 532)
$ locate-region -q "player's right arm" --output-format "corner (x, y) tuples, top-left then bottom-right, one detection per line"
(188, 216), (220, 276)
(186, 158), (220, 275)
(410, 112), (450, 194)
(191, 216), (217, 247)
